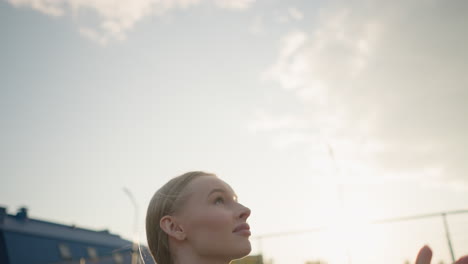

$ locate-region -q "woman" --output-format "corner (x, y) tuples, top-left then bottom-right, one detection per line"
(146, 171), (467, 264)
(146, 171), (251, 264)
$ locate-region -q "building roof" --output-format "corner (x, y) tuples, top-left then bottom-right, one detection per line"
(0, 206), (130, 247)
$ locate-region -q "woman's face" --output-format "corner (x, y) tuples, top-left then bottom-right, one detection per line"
(176, 176), (251, 261)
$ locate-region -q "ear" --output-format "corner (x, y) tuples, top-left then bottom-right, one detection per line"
(160, 215), (186, 241)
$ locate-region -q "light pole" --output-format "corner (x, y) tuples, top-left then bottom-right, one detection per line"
(442, 213), (456, 263)
(327, 143), (352, 264)
(123, 187), (140, 264)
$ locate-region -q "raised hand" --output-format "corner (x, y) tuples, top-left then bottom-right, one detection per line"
(415, 245), (432, 264)
(456, 256), (468, 264)
(415, 245), (468, 264)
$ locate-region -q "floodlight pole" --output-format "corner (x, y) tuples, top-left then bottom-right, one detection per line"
(338, 183), (352, 264)
(441, 213), (456, 263)
(124, 187), (139, 264)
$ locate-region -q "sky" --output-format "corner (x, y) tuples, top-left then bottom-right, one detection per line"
(1, 0), (468, 263)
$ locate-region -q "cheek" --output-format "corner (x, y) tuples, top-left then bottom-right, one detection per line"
(186, 208), (233, 237)
(193, 208), (233, 229)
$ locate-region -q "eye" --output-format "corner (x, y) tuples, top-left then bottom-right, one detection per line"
(214, 196), (225, 205)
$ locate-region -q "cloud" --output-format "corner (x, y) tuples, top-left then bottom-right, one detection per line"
(7, 0), (66, 16)
(277, 7), (304, 23)
(7, 0), (256, 45)
(249, 15), (265, 35)
(213, 0), (254, 10)
(288, 7), (303, 21)
(248, 109), (312, 134)
(259, 0), (468, 188)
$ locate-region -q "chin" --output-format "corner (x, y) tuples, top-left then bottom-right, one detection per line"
(235, 240), (252, 258)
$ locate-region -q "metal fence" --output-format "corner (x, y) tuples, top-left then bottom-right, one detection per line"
(250, 209), (468, 264)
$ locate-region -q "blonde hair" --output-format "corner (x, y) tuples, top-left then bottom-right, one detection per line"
(146, 171), (215, 264)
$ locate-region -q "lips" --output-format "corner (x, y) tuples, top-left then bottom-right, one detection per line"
(233, 223), (251, 236)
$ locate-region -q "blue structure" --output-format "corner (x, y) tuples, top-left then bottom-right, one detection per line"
(0, 207), (155, 264)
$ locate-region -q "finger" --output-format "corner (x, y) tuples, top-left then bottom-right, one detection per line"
(415, 245), (432, 264)
(455, 256), (468, 264)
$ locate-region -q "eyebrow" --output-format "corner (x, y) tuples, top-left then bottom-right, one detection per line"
(208, 188), (238, 200)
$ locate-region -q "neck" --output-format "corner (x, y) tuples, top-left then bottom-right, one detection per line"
(172, 246), (231, 264)
(174, 256), (230, 264)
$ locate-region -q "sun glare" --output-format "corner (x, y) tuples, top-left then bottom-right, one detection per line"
(318, 206), (387, 264)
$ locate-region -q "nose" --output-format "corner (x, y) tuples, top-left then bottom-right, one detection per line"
(238, 203), (251, 220)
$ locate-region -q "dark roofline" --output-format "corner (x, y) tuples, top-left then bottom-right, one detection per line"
(0, 207), (131, 247)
